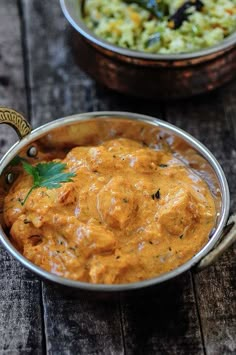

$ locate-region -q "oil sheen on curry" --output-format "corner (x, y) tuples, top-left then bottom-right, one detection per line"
(4, 137), (216, 284)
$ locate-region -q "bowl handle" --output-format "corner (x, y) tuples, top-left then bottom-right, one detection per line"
(0, 107), (31, 139)
(195, 214), (236, 272)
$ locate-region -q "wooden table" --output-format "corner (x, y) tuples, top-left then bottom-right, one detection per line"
(0, 1), (235, 354)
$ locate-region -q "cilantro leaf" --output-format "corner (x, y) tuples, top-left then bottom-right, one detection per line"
(21, 161), (76, 205)
(22, 161), (38, 177)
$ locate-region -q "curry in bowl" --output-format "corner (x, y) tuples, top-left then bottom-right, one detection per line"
(3, 119), (217, 284)
(83, 0), (236, 54)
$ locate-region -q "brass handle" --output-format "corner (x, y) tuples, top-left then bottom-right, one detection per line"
(0, 107), (31, 139)
(196, 214), (236, 271)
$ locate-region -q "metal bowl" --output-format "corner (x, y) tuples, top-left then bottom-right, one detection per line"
(0, 108), (235, 292)
(60, 0), (236, 99)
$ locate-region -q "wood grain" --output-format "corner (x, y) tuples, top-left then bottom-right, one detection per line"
(121, 273), (204, 355)
(0, 250), (42, 354)
(0, 0), (26, 155)
(165, 84), (236, 355)
(194, 81), (236, 355)
(21, 0), (82, 89)
(42, 284), (124, 355)
(0, 1), (43, 354)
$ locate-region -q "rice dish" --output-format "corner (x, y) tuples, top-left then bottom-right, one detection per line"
(83, 0), (236, 54)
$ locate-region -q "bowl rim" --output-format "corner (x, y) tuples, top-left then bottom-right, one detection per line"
(0, 111), (230, 291)
(60, 0), (236, 61)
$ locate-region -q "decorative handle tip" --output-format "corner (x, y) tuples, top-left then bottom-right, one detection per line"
(0, 107), (31, 139)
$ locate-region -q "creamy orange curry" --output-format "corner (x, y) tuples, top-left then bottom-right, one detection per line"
(4, 137), (216, 284)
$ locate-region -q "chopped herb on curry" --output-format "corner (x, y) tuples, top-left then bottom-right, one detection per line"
(20, 161), (76, 205)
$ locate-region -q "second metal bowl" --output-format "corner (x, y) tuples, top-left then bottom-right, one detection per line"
(60, 0), (236, 99)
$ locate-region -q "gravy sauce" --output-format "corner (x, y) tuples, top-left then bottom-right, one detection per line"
(4, 137), (216, 284)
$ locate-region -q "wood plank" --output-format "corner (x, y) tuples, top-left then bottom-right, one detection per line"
(42, 284), (124, 355)
(0, 0), (26, 155)
(121, 272), (204, 355)
(21, 0), (83, 89)
(0, 1), (43, 354)
(165, 83), (236, 355)
(193, 80), (236, 355)
(0, 254), (42, 355)
(193, 247), (236, 355)
(30, 83), (167, 128)
(221, 80), (236, 140)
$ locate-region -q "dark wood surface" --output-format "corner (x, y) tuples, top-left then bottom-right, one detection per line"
(0, 1), (235, 354)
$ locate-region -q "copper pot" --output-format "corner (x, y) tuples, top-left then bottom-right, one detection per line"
(60, 0), (236, 99)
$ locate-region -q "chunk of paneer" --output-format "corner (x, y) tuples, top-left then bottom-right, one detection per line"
(97, 176), (137, 229)
(127, 149), (164, 173)
(87, 146), (116, 172)
(158, 188), (199, 236)
(75, 223), (117, 257)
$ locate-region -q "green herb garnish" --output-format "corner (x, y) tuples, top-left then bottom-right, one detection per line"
(21, 161), (76, 205)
